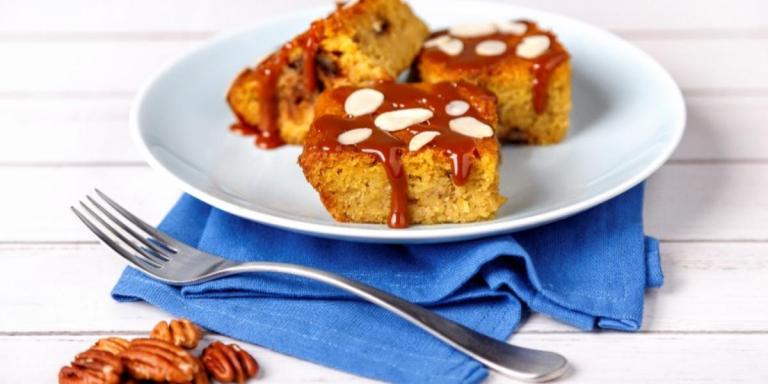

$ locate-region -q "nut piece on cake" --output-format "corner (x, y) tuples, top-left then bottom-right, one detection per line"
(299, 81), (506, 228)
(414, 20), (571, 144)
(227, 0), (429, 148)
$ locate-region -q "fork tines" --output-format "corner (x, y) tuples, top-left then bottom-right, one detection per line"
(71, 189), (176, 271)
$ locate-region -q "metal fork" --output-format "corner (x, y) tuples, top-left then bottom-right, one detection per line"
(72, 189), (568, 382)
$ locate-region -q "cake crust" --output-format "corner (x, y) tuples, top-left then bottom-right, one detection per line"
(300, 81), (506, 228)
(227, 0), (429, 148)
(415, 20), (571, 144)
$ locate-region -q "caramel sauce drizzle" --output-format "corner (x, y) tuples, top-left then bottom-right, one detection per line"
(308, 82), (491, 228)
(420, 20), (569, 114)
(230, 21), (324, 149)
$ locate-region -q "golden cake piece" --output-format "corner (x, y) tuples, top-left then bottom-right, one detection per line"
(227, 0), (429, 148)
(299, 81), (506, 228)
(414, 20), (571, 144)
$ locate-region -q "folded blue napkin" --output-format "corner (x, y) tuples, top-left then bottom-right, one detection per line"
(112, 183), (662, 383)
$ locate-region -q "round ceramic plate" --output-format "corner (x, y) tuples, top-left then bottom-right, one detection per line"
(132, 0), (685, 243)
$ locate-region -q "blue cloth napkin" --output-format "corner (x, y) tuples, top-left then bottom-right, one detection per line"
(112, 183), (662, 383)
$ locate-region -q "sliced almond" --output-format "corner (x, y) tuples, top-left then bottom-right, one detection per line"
(516, 35), (550, 59)
(423, 34), (451, 48)
(408, 131), (441, 152)
(344, 88), (384, 117)
(475, 39), (507, 56)
(337, 128), (372, 145)
(374, 108), (433, 132)
(449, 116), (494, 138)
(445, 100), (470, 116)
(437, 38), (464, 56)
(449, 23), (497, 38)
(336, 0), (359, 9)
(496, 21), (527, 35)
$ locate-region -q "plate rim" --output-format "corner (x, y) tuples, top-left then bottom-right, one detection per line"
(130, 2), (686, 244)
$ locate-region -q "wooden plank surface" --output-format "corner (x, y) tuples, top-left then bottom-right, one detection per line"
(0, 163), (766, 242)
(1, 242), (766, 333)
(0, 335), (377, 384)
(0, 167), (179, 242)
(672, 96), (768, 161)
(3, 333), (767, 383)
(0, 41), (197, 94)
(488, 333), (768, 383)
(2, 96), (766, 164)
(645, 164), (768, 241)
(631, 38), (768, 92)
(2, 0), (767, 32)
(1, 0), (767, 383)
(1, 39), (766, 95)
(0, 99), (139, 163)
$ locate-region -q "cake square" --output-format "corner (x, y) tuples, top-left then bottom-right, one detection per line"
(299, 81), (506, 228)
(227, 0), (429, 148)
(415, 20), (571, 144)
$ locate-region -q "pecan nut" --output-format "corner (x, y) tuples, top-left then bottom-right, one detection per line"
(91, 337), (130, 356)
(120, 338), (199, 383)
(160, 357), (210, 384)
(150, 319), (204, 349)
(58, 349), (122, 384)
(191, 357), (211, 384)
(201, 341), (259, 384)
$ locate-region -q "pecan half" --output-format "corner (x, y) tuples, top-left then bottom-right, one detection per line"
(191, 357), (211, 384)
(120, 338), (199, 383)
(201, 341), (259, 384)
(150, 319), (204, 349)
(58, 349), (122, 384)
(166, 357), (211, 384)
(91, 337), (130, 356)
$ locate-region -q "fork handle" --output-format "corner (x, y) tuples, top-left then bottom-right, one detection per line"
(215, 262), (568, 382)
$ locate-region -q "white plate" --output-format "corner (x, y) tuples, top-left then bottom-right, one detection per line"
(131, 0), (685, 244)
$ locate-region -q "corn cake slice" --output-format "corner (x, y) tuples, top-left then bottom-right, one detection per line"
(227, 0), (429, 148)
(299, 81), (506, 228)
(415, 20), (571, 144)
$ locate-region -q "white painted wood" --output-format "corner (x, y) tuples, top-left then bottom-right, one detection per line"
(0, 167), (180, 242)
(3, 333), (767, 383)
(0, 163), (766, 242)
(2, 242), (766, 333)
(645, 164), (768, 241)
(0, 244), (170, 333)
(672, 96), (768, 161)
(643, 242), (768, 331)
(513, 0), (768, 32)
(0, 41), (198, 94)
(522, 242), (768, 333)
(1, 0), (766, 33)
(0, 40), (766, 95)
(0, 0), (330, 34)
(1, 1), (767, 383)
(0, 99), (139, 163)
(0, 335), (378, 383)
(487, 333), (768, 383)
(2, 96), (766, 164)
(631, 38), (768, 91)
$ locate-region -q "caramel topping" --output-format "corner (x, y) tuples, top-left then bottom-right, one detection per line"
(308, 82), (494, 228)
(420, 20), (569, 114)
(531, 49), (569, 114)
(230, 21), (324, 149)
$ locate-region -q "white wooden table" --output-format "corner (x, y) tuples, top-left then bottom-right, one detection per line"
(1, 0), (767, 382)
